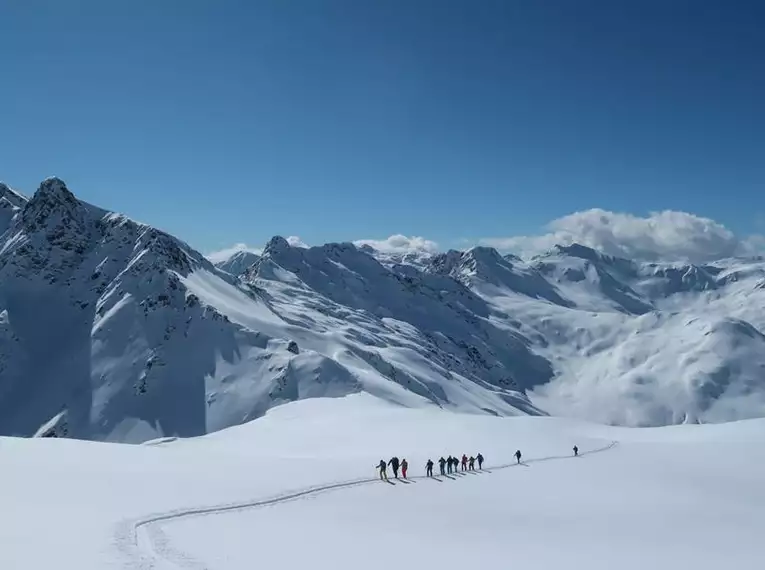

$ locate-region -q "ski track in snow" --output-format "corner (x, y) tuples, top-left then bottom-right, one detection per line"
(117, 441), (618, 570)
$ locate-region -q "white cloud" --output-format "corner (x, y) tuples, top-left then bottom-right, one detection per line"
(286, 236), (309, 248)
(205, 243), (263, 264)
(480, 209), (764, 263)
(741, 234), (765, 256)
(353, 234), (440, 254)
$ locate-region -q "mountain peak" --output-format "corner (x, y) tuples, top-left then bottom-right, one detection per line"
(465, 245), (504, 262)
(23, 177), (87, 226)
(550, 242), (640, 266)
(552, 243), (600, 261)
(40, 176), (68, 190)
(428, 247), (513, 284)
(322, 241), (358, 256)
(37, 177), (76, 203)
(263, 235), (292, 256)
(215, 249), (261, 276)
(428, 249), (466, 275)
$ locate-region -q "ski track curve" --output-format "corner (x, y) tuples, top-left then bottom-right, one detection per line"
(116, 441), (618, 570)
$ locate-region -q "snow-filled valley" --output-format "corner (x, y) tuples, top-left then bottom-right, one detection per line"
(2, 395), (764, 570)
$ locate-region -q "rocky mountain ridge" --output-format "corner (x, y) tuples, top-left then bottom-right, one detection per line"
(2, 177), (765, 441)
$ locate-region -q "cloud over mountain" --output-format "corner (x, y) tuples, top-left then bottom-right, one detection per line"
(481, 208), (763, 263)
(286, 235), (309, 248)
(206, 243), (263, 264)
(353, 234), (440, 254)
(207, 209), (763, 269)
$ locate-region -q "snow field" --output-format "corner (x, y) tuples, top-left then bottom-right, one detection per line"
(163, 441), (757, 570)
(3, 394), (764, 570)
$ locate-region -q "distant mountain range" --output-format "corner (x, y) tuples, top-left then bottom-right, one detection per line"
(2, 178), (764, 442)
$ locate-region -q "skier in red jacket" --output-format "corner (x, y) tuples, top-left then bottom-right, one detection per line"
(401, 458), (408, 479)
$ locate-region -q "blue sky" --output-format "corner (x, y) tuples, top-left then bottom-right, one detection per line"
(1, 0), (764, 257)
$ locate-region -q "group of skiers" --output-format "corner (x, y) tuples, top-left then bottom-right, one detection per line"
(377, 456), (409, 480)
(377, 446), (579, 481)
(376, 453), (488, 481)
(425, 453), (486, 477)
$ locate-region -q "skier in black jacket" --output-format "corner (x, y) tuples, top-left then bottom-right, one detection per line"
(515, 450), (522, 464)
(377, 459), (388, 480)
(388, 456), (400, 478)
(438, 456), (447, 476)
(476, 453), (484, 469)
(426, 459), (434, 477)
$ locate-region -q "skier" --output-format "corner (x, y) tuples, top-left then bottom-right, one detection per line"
(401, 458), (409, 479)
(438, 456), (447, 476)
(469, 456), (475, 470)
(461, 454), (468, 471)
(477, 453), (484, 469)
(446, 455), (454, 474)
(426, 459), (434, 477)
(378, 459), (388, 481)
(573, 445), (578, 457)
(515, 450), (522, 464)
(388, 456), (400, 478)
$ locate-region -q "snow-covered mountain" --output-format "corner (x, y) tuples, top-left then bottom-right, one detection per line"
(2, 177), (765, 441)
(213, 249), (261, 276)
(0, 178), (278, 441)
(0, 178), (542, 442)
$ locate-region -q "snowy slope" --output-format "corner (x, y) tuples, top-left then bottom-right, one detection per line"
(523, 245), (765, 425)
(1, 395), (763, 570)
(3, 177), (765, 440)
